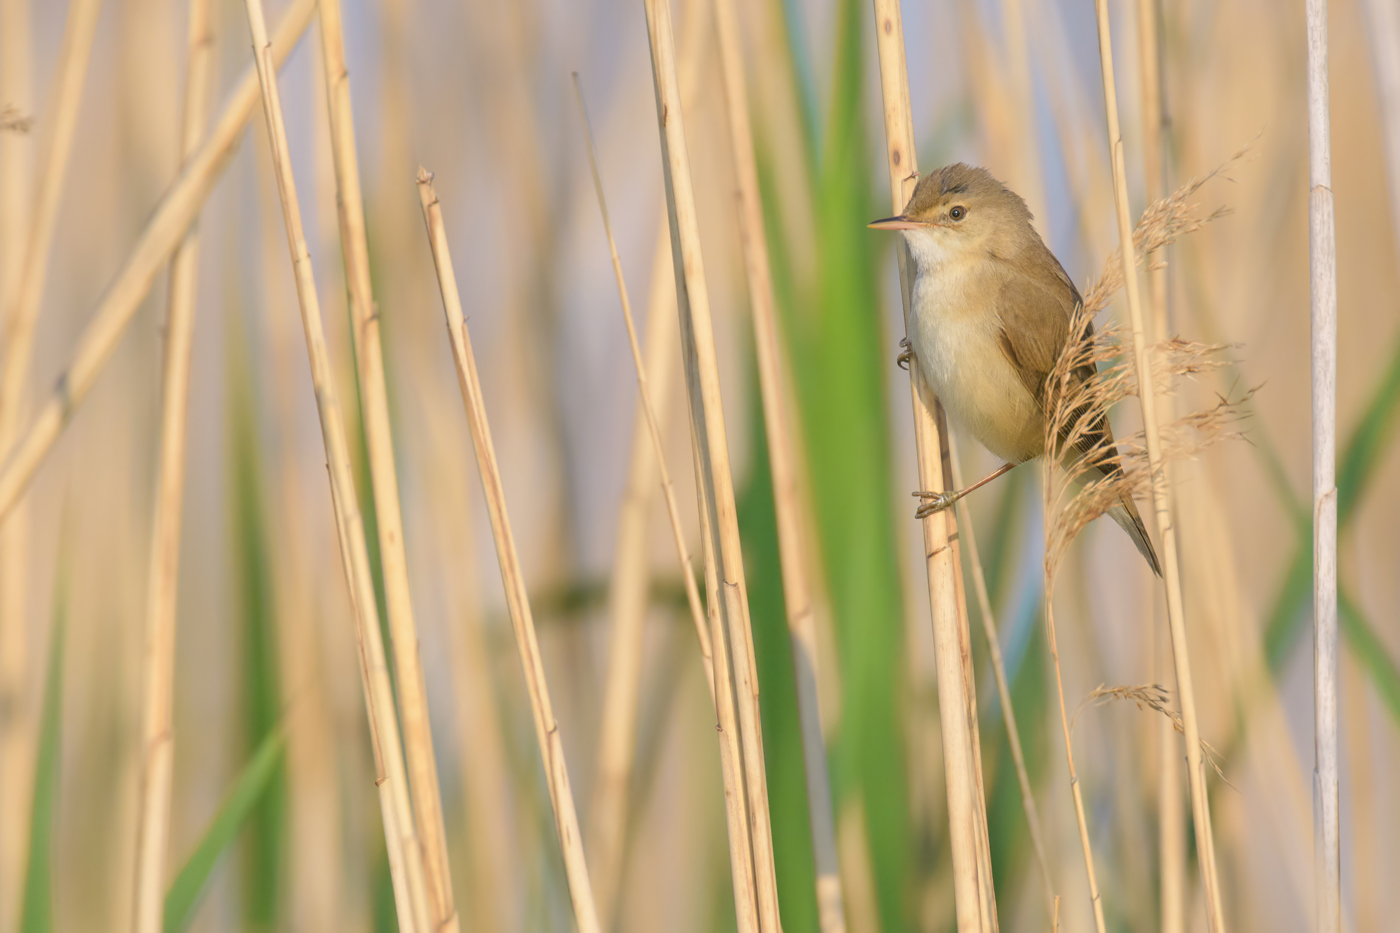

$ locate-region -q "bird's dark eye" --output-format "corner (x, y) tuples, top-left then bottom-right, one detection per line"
(949, 205), (966, 221)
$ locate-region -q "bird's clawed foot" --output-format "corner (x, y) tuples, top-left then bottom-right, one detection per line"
(913, 488), (960, 518)
(896, 337), (913, 370)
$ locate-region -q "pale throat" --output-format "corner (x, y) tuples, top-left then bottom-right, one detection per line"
(900, 225), (986, 279)
(900, 226), (985, 315)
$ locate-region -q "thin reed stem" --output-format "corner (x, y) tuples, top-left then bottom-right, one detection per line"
(574, 74), (721, 921)
(997, 0), (1046, 221)
(242, 1), (432, 928)
(1361, 0), (1400, 249)
(641, 1), (782, 930)
(581, 7), (707, 919)
(316, 5), (457, 929)
(709, 4), (847, 929)
(0, 0), (101, 465)
(0, 0), (318, 523)
(587, 219), (687, 926)
(0, 7), (101, 831)
(1134, 3), (1185, 929)
(1091, 2), (1228, 930)
(949, 443), (1055, 922)
(870, 2), (997, 930)
(130, 0), (214, 929)
(416, 169), (601, 933)
(0, 0), (34, 919)
(572, 76), (712, 690)
(1040, 589), (1105, 933)
(1304, 0), (1339, 930)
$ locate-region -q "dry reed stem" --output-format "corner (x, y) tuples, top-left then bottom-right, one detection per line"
(0, 0), (318, 523)
(1037, 587), (1105, 933)
(688, 395), (762, 933)
(1090, 2), (1227, 929)
(0, 8), (100, 882)
(870, 3), (997, 931)
(1341, 651), (1375, 933)
(583, 7), (706, 919)
(708, 2), (847, 929)
(416, 169), (601, 933)
(572, 76), (712, 689)
(641, 1), (782, 930)
(129, 0), (214, 928)
(949, 443), (1056, 923)
(1173, 466), (1320, 921)
(0, 0), (100, 467)
(1361, 0), (1400, 247)
(1036, 95), (1241, 933)
(1040, 234), (1244, 933)
(315, 5), (457, 928)
(997, 0), (1046, 222)
(424, 436), (511, 933)
(576, 70), (725, 921)
(1133, 4), (1185, 928)
(587, 221), (686, 926)
(250, 97), (353, 929)
(0, 0), (34, 924)
(1304, 2), (1340, 931)
(242, 1), (432, 928)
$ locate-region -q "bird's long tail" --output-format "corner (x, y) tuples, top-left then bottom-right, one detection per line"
(1109, 492), (1162, 577)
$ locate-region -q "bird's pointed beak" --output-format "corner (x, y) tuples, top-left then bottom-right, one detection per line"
(867, 215), (921, 230)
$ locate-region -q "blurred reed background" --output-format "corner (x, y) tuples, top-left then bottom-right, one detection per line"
(0, 0), (1396, 931)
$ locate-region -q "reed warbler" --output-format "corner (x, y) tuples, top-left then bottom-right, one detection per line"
(870, 163), (1161, 575)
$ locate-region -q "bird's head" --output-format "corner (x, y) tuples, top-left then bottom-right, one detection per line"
(868, 163), (1034, 270)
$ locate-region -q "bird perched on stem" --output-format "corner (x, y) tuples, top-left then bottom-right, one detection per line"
(871, 163), (1161, 575)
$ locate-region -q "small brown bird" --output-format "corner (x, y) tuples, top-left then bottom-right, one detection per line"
(870, 163), (1161, 575)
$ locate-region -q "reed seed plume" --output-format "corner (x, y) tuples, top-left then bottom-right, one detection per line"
(1042, 167), (1253, 582)
(1081, 151), (1248, 318)
(1073, 684), (1231, 785)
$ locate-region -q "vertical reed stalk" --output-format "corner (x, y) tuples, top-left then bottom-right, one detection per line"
(129, 0), (214, 928)
(997, 0), (1047, 221)
(582, 8), (706, 912)
(0, 0), (29, 288)
(316, 5), (458, 929)
(709, 3), (847, 929)
(572, 87), (719, 922)
(0, 0), (101, 467)
(689, 400), (762, 933)
(572, 75), (712, 692)
(0, 0), (33, 924)
(949, 441), (1055, 923)
(870, 2), (997, 930)
(416, 170), (601, 933)
(641, 0), (783, 928)
(1360, 0), (1400, 246)
(1304, 1), (1339, 931)
(1134, 3), (1185, 930)
(1090, 2), (1227, 930)
(586, 220), (689, 927)
(428, 446), (510, 933)
(571, 95), (722, 913)
(0, 11), (101, 851)
(1039, 588), (1105, 933)
(1341, 651), (1375, 933)
(0, 0), (318, 522)
(242, 1), (432, 928)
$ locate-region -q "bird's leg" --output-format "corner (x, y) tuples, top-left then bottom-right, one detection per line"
(896, 336), (913, 370)
(914, 462), (1017, 518)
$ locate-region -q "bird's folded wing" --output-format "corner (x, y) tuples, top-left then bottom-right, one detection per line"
(994, 271), (1121, 476)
